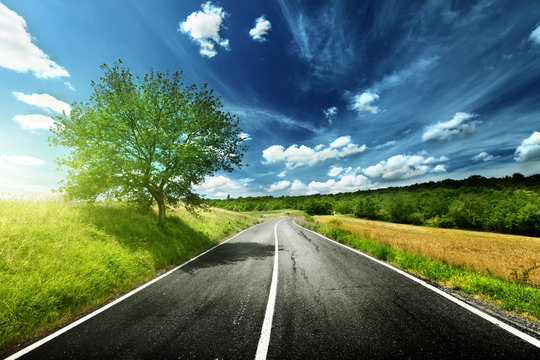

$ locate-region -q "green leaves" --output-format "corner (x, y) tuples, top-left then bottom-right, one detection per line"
(51, 60), (246, 223)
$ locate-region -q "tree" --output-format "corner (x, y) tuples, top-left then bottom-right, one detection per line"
(51, 61), (246, 225)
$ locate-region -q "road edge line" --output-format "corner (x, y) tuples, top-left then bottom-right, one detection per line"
(255, 219), (283, 360)
(5, 222), (265, 360)
(292, 219), (540, 349)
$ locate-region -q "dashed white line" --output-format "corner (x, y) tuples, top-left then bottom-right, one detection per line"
(255, 219), (284, 360)
(292, 218), (540, 349)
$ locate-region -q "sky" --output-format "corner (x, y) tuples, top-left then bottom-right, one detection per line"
(1, 0), (539, 198)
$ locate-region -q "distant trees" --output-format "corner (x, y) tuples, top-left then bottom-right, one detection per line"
(208, 175), (540, 236)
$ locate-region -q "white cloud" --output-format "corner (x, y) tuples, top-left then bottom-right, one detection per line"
(249, 16), (271, 42)
(13, 92), (71, 114)
(351, 91), (379, 114)
(424, 155), (449, 164)
(363, 154), (447, 180)
(330, 136), (351, 148)
(0, 155), (43, 166)
(239, 132), (251, 141)
(262, 137), (366, 169)
(307, 174), (372, 194)
(328, 166), (343, 177)
(472, 152), (498, 162)
(323, 106), (338, 124)
(530, 25), (540, 45)
(13, 114), (57, 130)
(422, 112), (479, 141)
(64, 82), (76, 91)
(514, 131), (540, 162)
(374, 140), (396, 150)
(0, 3), (69, 78)
(277, 171), (286, 178)
(179, 2), (229, 58)
(267, 180), (291, 192)
(290, 180), (307, 192)
(432, 164), (447, 173)
(193, 175), (241, 198)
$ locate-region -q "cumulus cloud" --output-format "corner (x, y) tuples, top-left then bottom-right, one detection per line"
(13, 92), (71, 114)
(277, 171), (286, 178)
(13, 114), (57, 130)
(179, 2), (229, 58)
(530, 25), (540, 45)
(262, 137), (366, 168)
(194, 175), (240, 197)
(363, 154), (448, 180)
(267, 180), (291, 192)
(422, 112), (479, 141)
(351, 91), (379, 114)
(472, 152), (498, 162)
(307, 174), (372, 194)
(323, 106), (338, 124)
(249, 16), (271, 42)
(328, 166), (343, 177)
(514, 131), (540, 162)
(0, 3), (69, 78)
(0, 155), (43, 166)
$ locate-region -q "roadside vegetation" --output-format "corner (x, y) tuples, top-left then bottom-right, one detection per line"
(208, 174), (540, 236)
(297, 215), (540, 321)
(0, 199), (258, 353)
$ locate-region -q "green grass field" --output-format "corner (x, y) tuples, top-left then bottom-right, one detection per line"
(0, 200), (258, 353)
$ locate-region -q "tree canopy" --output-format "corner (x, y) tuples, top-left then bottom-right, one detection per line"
(51, 60), (246, 224)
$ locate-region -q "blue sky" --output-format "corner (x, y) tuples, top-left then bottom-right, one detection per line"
(1, 0), (539, 198)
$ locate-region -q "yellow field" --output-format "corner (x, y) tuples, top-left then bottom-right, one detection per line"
(315, 215), (540, 285)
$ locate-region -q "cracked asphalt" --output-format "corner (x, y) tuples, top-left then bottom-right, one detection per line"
(8, 218), (540, 359)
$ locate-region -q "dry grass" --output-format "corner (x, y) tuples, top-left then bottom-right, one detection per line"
(315, 215), (540, 285)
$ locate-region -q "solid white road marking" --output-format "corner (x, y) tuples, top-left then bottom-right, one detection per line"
(292, 219), (540, 349)
(5, 222), (264, 360)
(255, 219), (284, 360)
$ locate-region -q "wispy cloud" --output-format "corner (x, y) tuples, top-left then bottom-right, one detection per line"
(277, 0), (356, 82)
(249, 16), (271, 42)
(179, 2), (229, 58)
(0, 155), (44, 166)
(529, 24), (540, 45)
(13, 92), (71, 114)
(0, 3), (69, 78)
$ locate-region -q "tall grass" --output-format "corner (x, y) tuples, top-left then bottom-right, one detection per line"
(0, 200), (257, 353)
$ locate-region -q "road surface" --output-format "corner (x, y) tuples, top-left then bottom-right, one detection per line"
(6, 218), (540, 359)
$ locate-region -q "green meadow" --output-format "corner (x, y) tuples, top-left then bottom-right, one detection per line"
(0, 199), (258, 353)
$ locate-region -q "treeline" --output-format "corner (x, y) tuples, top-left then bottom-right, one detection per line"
(207, 174), (540, 236)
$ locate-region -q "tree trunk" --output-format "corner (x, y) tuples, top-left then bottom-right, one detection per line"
(157, 197), (166, 225)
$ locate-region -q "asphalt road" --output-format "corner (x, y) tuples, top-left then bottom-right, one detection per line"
(7, 218), (540, 359)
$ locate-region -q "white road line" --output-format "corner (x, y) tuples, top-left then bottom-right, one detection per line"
(4, 222), (264, 360)
(255, 219), (283, 360)
(292, 219), (540, 349)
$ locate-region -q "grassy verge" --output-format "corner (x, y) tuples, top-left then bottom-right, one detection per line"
(298, 216), (540, 322)
(0, 200), (258, 353)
